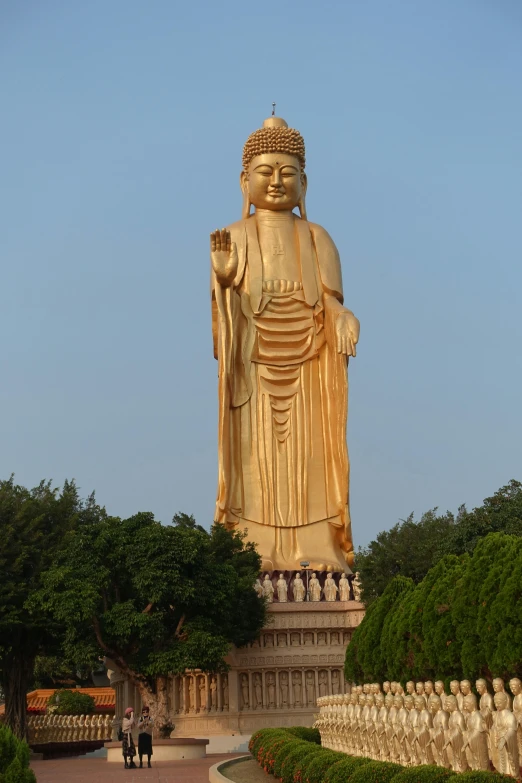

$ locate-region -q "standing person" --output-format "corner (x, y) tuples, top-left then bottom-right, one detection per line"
(122, 707), (137, 769)
(138, 705), (154, 768)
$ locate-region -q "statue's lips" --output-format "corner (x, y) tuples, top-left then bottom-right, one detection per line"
(267, 192), (285, 198)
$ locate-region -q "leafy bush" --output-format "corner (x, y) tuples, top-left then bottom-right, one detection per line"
(302, 750), (346, 783)
(259, 736), (291, 774)
(349, 761), (403, 783)
(457, 774), (515, 783)
(276, 741), (321, 783)
(248, 727), (287, 757)
(47, 690), (96, 715)
(323, 756), (374, 783)
(0, 725), (36, 783)
(292, 749), (330, 783)
(287, 726), (321, 744)
(392, 766), (455, 783)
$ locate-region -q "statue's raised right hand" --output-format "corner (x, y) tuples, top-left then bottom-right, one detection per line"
(211, 228), (238, 288)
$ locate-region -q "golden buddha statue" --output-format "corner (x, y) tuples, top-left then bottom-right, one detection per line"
(210, 115), (359, 571)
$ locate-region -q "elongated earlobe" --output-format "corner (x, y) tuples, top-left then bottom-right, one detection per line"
(298, 195), (307, 220)
(242, 189), (251, 219)
(240, 170), (251, 219)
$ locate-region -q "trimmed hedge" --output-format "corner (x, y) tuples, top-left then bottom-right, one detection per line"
(249, 728), (512, 783)
(47, 689), (96, 715)
(350, 762), (404, 783)
(0, 725), (36, 783)
(302, 750), (346, 783)
(277, 741), (323, 783)
(392, 767), (455, 783)
(457, 775), (514, 783)
(287, 726), (321, 744)
(323, 756), (374, 783)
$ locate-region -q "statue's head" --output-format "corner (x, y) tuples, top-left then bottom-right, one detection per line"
(350, 693), (358, 705)
(463, 693), (476, 713)
(415, 681), (425, 695)
(241, 117), (307, 218)
(428, 694), (441, 714)
(406, 681), (415, 695)
(424, 680), (434, 695)
(449, 680), (460, 695)
(460, 680), (471, 695)
(509, 677), (521, 695)
(376, 693), (384, 706)
(394, 694), (403, 708)
(383, 681), (391, 693)
(434, 680), (445, 696)
(445, 694), (458, 713)
(363, 683), (370, 694)
(385, 692), (394, 708)
(390, 681), (398, 694)
(404, 695), (414, 711)
(493, 678), (505, 693)
(475, 678), (487, 695)
(494, 691), (508, 711)
(414, 696), (424, 712)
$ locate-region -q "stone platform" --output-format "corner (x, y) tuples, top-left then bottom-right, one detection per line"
(109, 572), (364, 751)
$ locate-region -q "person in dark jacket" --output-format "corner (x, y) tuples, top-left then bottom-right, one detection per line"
(137, 706), (154, 768)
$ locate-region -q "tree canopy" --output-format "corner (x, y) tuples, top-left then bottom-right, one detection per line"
(0, 476), (104, 739)
(355, 480), (522, 604)
(36, 513), (265, 731)
(345, 532), (522, 685)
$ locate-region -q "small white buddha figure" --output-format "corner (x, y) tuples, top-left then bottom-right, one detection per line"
(338, 573), (350, 601)
(292, 571), (306, 601)
(309, 572), (321, 601)
(262, 573), (274, 602)
(276, 573), (288, 601)
(323, 573), (338, 601)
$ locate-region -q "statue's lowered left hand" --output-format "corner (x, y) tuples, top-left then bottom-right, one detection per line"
(335, 310), (360, 356)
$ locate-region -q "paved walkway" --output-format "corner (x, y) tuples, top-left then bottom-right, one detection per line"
(31, 753), (244, 783)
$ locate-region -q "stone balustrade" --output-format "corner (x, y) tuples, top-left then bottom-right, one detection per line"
(314, 679), (522, 778)
(27, 713), (113, 744)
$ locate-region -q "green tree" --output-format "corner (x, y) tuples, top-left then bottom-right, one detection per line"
(435, 480), (522, 560)
(355, 509), (455, 605)
(171, 511), (206, 533)
(344, 575), (414, 683)
(47, 690), (95, 715)
(36, 514), (265, 733)
(0, 477), (104, 739)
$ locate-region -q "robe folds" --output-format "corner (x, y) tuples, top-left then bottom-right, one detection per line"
(211, 212), (354, 561)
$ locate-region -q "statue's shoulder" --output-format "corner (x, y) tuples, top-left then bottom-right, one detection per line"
(226, 217), (252, 242)
(303, 219), (343, 297)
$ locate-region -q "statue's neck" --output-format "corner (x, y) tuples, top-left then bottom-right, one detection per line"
(254, 208), (296, 222)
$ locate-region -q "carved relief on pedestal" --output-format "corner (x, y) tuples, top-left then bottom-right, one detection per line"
(267, 673), (276, 708)
(222, 674), (229, 711)
(253, 672), (263, 709)
(305, 671), (315, 706)
(318, 631), (327, 645)
(280, 671), (289, 707)
(304, 632), (314, 645)
(241, 673), (250, 709)
(264, 633), (274, 647)
(293, 671), (303, 706)
(319, 670), (328, 697)
(332, 670), (340, 694)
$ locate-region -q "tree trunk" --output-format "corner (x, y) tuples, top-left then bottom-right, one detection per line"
(134, 675), (171, 737)
(3, 652), (34, 740)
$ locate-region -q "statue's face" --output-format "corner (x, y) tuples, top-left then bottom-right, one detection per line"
(383, 682), (390, 693)
(509, 678), (521, 695)
(460, 680), (471, 695)
(476, 680), (485, 694)
(406, 681), (414, 695)
(450, 680), (460, 695)
(435, 681), (444, 696)
(415, 682), (424, 695)
(493, 678), (504, 693)
(494, 692), (507, 710)
(244, 153), (304, 211)
(429, 696), (440, 714)
(425, 681), (434, 695)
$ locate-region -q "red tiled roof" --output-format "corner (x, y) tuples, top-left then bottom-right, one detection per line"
(0, 688), (115, 715)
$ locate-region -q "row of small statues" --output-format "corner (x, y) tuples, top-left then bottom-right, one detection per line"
(27, 713), (112, 744)
(255, 572), (361, 602)
(239, 669), (343, 709)
(181, 674), (229, 712)
(314, 678), (522, 778)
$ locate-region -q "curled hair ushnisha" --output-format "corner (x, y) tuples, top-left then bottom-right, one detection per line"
(242, 126), (306, 171)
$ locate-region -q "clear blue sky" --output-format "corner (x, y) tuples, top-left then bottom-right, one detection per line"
(2, 0), (521, 548)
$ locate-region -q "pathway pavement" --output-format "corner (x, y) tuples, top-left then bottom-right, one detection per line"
(31, 752), (244, 783)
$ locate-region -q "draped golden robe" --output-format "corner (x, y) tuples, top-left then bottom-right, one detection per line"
(211, 211), (354, 570)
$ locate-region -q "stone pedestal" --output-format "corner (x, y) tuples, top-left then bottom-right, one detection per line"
(108, 573), (364, 749)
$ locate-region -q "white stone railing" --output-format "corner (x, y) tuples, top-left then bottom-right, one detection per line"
(314, 679), (521, 778)
(27, 713), (113, 744)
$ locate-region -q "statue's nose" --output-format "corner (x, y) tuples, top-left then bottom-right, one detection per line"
(270, 170), (282, 187)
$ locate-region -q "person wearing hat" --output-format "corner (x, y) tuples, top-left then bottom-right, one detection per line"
(138, 705), (154, 768)
(122, 707), (137, 768)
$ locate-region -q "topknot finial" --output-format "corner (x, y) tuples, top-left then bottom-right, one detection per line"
(272, 102), (276, 116)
